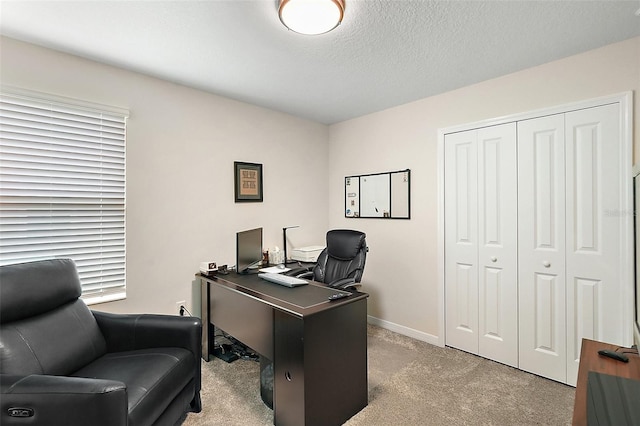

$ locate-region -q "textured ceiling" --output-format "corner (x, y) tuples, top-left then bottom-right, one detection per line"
(1, 0), (639, 124)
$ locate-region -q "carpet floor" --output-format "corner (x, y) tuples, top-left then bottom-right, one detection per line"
(182, 325), (575, 425)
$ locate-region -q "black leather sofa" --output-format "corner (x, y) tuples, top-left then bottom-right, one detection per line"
(0, 258), (202, 426)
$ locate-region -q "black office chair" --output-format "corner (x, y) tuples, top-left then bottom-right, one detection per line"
(310, 229), (368, 289)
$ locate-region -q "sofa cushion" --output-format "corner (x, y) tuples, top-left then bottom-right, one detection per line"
(0, 258), (81, 323)
(71, 347), (195, 426)
(0, 300), (107, 376)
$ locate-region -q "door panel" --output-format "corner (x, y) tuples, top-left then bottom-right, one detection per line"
(482, 267), (501, 337)
(518, 114), (567, 382)
(533, 272), (562, 354)
(477, 124), (518, 367)
(445, 130), (479, 353)
(454, 262), (475, 333)
(565, 103), (622, 386)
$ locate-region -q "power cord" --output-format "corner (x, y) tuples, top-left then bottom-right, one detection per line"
(612, 345), (639, 355)
(621, 344), (639, 355)
(179, 305), (192, 316)
(213, 330), (259, 362)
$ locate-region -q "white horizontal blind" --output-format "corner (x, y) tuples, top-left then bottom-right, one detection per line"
(0, 89), (128, 302)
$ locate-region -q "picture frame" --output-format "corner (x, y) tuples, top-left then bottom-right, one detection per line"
(234, 161), (263, 202)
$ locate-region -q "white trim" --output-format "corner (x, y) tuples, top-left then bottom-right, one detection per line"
(620, 92), (634, 346)
(632, 162), (640, 347)
(82, 291), (127, 306)
(436, 125), (446, 347)
(439, 92), (629, 136)
(368, 315), (441, 347)
(437, 92), (634, 348)
(0, 84), (130, 118)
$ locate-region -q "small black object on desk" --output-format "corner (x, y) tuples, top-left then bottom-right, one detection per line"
(598, 349), (629, 363)
(328, 293), (350, 301)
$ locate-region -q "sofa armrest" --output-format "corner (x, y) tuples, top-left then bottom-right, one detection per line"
(92, 310), (201, 353)
(92, 311), (202, 397)
(1, 374), (127, 426)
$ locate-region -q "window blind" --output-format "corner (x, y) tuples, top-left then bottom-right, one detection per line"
(0, 88), (128, 303)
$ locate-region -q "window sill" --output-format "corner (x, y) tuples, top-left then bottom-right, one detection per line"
(82, 292), (126, 306)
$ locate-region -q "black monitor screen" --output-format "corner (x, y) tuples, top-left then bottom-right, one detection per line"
(236, 227), (263, 274)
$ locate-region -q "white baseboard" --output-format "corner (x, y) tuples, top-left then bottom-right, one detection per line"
(367, 315), (443, 347)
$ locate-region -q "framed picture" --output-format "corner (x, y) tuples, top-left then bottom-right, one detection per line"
(234, 161), (263, 202)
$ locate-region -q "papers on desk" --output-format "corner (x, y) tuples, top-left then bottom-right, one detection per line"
(258, 266), (291, 274)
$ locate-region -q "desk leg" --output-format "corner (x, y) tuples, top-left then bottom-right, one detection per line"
(274, 313), (304, 425)
(200, 277), (210, 361)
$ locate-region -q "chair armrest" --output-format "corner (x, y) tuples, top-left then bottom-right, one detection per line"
(327, 277), (360, 290)
(92, 311), (201, 355)
(1, 374), (127, 426)
(285, 267), (311, 277)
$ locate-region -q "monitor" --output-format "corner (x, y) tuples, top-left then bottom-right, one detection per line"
(236, 227), (263, 274)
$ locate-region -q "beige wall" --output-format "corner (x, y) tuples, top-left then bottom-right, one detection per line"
(0, 36), (330, 316)
(1, 35), (638, 343)
(328, 36), (640, 343)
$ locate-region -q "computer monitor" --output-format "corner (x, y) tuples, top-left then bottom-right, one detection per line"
(236, 227), (263, 274)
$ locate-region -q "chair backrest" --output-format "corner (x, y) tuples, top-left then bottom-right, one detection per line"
(0, 258), (106, 375)
(312, 229), (367, 285)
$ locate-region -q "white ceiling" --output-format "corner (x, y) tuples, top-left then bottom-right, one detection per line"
(1, 0), (639, 124)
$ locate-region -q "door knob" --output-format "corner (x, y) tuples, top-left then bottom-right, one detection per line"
(490, 256), (497, 262)
(543, 261), (551, 268)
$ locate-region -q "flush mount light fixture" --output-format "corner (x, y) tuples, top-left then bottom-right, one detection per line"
(278, 0), (345, 35)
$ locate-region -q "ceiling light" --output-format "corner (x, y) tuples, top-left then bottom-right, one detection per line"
(278, 0), (345, 35)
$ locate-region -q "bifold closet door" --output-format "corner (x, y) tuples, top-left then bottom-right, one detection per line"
(518, 103), (623, 386)
(445, 124), (518, 367)
(445, 99), (627, 386)
(517, 114), (567, 383)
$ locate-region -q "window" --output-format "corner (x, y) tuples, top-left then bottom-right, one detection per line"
(0, 87), (128, 304)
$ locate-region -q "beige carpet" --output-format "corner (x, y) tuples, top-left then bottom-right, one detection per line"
(183, 325), (575, 425)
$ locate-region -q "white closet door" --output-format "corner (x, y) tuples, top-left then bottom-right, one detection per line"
(565, 103), (622, 386)
(477, 124), (518, 367)
(445, 130), (479, 353)
(445, 124), (517, 363)
(518, 114), (567, 382)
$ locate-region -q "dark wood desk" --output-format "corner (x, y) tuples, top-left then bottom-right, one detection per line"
(199, 272), (369, 426)
(572, 338), (640, 425)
